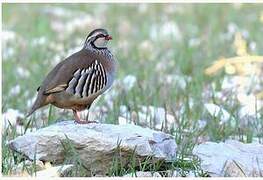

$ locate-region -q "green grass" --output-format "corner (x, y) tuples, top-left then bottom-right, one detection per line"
(2, 3), (263, 177)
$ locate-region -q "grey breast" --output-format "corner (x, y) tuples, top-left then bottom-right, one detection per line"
(65, 60), (107, 98)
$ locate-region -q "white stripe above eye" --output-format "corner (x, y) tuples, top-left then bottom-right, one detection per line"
(87, 32), (101, 41)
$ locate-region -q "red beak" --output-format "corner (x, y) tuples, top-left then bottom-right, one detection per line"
(105, 35), (112, 40)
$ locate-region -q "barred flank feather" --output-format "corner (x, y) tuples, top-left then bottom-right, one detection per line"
(65, 60), (107, 98)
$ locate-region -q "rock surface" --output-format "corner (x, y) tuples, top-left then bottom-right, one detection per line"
(9, 121), (177, 175)
(193, 140), (263, 177)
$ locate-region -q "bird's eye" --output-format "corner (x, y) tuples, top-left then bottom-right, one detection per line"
(96, 34), (105, 38)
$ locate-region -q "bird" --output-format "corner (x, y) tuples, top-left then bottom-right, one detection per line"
(26, 28), (116, 124)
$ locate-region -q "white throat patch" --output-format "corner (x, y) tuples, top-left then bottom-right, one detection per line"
(94, 37), (108, 48)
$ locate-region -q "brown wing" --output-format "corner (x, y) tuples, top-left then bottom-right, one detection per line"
(41, 49), (107, 98)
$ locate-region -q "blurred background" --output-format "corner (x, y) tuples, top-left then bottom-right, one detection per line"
(2, 3), (263, 173)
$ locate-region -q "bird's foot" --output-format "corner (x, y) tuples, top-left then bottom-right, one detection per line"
(73, 109), (98, 124)
(74, 119), (98, 124)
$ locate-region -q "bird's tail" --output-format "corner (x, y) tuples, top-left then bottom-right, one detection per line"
(26, 95), (47, 118)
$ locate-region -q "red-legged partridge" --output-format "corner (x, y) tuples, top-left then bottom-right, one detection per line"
(27, 28), (116, 124)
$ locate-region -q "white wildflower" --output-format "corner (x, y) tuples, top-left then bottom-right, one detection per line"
(237, 93), (262, 118)
(119, 105), (130, 117)
(241, 29), (249, 39)
(164, 74), (191, 89)
(3, 47), (15, 59)
(117, 40), (129, 55)
(118, 116), (128, 125)
(10, 85), (21, 96)
(103, 88), (118, 109)
(139, 40), (154, 53)
(50, 21), (65, 34)
(138, 4), (148, 14)
(2, 109), (24, 130)
(249, 41), (257, 52)
(197, 119), (207, 129)
(139, 105), (176, 130)
(43, 6), (73, 18)
(65, 15), (95, 34)
(16, 125), (25, 135)
(122, 75), (137, 91)
(221, 76), (244, 90)
(150, 106), (165, 123)
(150, 21), (182, 42)
(160, 21), (182, 42)
(16, 67), (30, 78)
(149, 25), (158, 40)
(227, 23), (238, 35)
(2, 30), (16, 42)
(189, 37), (201, 47)
(32, 36), (47, 46)
(204, 103), (231, 123)
(117, 21), (132, 35)
(27, 96), (36, 108)
(138, 111), (152, 125)
(51, 54), (62, 66)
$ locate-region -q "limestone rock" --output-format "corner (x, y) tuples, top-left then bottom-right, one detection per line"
(9, 121), (177, 175)
(193, 140), (263, 177)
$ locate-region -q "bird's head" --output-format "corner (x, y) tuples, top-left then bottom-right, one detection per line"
(85, 28), (112, 49)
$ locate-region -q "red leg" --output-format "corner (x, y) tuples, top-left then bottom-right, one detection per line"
(73, 110), (97, 124)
